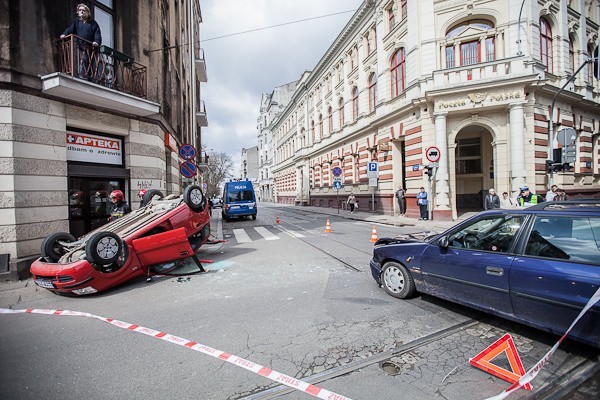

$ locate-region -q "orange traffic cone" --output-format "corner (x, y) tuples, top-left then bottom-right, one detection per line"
(276, 215), (280, 224)
(370, 226), (378, 242)
(325, 219), (332, 233)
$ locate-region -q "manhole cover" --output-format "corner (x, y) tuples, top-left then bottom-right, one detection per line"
(379, 361), (401, 376)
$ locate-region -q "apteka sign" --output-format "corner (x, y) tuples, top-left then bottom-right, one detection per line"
(66, 131), (123, 165)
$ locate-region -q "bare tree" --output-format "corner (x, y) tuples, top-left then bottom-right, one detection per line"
(202, 150), (234, 198)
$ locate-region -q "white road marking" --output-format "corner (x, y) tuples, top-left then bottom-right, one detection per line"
(233, 228), (252, 243)
(254, 226), (280, 240)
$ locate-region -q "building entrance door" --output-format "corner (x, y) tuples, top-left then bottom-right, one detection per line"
(68, 177), (126, 238)
(454, 127), (493, 212)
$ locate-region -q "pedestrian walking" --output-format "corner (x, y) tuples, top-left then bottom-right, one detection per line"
(500, 192), (514, 208)
(483, 188), (500, 210)
(347, 192), (357, 213)
(416, 187), (428, 220)
(395, 186), (406, 216)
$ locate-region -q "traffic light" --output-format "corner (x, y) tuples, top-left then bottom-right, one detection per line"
(424, 166), (433, 177)
(545, 159), (554, 174)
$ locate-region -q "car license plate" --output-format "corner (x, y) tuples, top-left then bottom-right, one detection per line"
(35, 279), (55, 289)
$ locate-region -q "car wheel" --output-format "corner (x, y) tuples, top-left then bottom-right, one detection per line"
(41, 232), (77, 262)
(252, 214), (257, 220)
(381, 262), (416, 299)
(143, 189), (164, 205)
(183, 185), (205, 211)
(85, 231), (123, 266)
(222, 212), (229, 222)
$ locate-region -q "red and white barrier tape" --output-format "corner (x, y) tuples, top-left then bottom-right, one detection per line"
(0, 307), (352, 400)
(486, 286), (600, 400)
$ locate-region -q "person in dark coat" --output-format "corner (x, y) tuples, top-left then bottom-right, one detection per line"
(484, 188), (500, 210)
(395, 186), (406, 216)
(109, 190), (131, 220)
(60, 4), (102, 80)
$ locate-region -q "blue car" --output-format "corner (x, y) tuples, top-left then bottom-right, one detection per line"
(222, 180), (257, 221)
(370, 200), (600, 347)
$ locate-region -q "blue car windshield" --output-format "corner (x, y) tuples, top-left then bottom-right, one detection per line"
(227, 189), (253, 202)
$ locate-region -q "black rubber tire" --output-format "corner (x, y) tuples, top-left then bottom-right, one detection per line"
(381, 261), (416, 299)
(183, 185), (205, 211)
(85, 231), (123, 266)
(41, 232), (76, 262)
(251, 214), (257, 220)
(143, 189), (164, 205)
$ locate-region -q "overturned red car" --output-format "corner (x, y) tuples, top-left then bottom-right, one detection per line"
(30, 185), (211, 295)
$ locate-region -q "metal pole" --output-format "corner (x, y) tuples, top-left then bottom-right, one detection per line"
(427, 170), (433, 221)
(371, 187), (375, 213)
(548, 58), (591, 185)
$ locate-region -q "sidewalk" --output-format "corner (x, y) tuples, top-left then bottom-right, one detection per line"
(276, 203), (473, 233)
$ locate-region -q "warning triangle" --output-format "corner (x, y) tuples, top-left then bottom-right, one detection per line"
(469, 333), (532, 391)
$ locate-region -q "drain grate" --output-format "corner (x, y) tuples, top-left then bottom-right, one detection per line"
(379, 361), (401, 376)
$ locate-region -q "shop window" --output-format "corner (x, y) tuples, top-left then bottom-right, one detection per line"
(390, 48), (406, 97)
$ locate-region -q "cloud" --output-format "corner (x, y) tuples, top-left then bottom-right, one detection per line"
(200, 0), (363, 172)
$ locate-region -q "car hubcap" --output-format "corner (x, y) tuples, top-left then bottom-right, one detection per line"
(190, 189), (203, 205)
(384, 267), (404, 293)
(97, 237), (119, 260)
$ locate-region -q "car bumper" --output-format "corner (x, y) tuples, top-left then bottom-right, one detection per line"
(370, 259), (382, 286)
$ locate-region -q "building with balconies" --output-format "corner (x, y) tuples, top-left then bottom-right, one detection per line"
(271, 0), (600, 217)
(0, 1), (208, 279)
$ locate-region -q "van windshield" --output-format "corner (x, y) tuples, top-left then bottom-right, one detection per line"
(227, 189), (253, 202)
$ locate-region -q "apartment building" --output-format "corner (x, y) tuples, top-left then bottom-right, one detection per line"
(271, 0), (600, 218)
(257, 81), (297, 202)
(0, 0), (208, 279)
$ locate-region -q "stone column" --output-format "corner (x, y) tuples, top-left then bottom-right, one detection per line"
(509, 102), (527, 196)
(434, 112), (450, 213)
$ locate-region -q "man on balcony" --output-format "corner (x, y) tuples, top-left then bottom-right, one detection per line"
(60, 4), (102, 81)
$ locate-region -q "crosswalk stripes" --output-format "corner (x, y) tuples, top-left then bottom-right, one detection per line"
(232, 228), (252, 243)
(230, 226), (308, 244)
(253, 226), (280, 241)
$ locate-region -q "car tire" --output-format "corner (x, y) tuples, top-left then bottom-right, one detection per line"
(86, 231), (124, 266)
(252, 214), (257, 220)
(222, 212), (229, 222)
(381, 262), (416, 299)
(183, 185), (205, 211)
(41, 232), (76, 262)
(143, 189), (164, 205)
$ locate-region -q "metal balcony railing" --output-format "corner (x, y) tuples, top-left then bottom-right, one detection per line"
(58, 35), (147, 98)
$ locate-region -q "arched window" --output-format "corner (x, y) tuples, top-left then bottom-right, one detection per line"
(540, 17), (553, 72)
(588, 45), (599, 83)
(390, 48), (405, 97)
(368, 73), (377, 112)
(301, 128), (306, 147)
(327, 106), (333, 134)
(445, 19), (495, 68)
(352, 87), (359, 121)
(338, 97), (344, 128)
(401, 0), (407, 20)
(569, 37), (575, 74)
(318, 114), (323, 140)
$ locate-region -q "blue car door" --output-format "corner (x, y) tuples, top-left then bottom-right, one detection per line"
(509, 215), (600, 345)
(421, 214), (525, 316)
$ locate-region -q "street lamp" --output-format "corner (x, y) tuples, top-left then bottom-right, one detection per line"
(547, 58), (593, 185)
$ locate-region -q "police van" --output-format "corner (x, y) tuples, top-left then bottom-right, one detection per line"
(222, 180), (257, 221)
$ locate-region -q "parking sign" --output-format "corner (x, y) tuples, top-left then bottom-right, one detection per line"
(367, 162), (378, 178)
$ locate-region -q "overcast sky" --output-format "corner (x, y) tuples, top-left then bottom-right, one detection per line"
(200, 0), (364, 175)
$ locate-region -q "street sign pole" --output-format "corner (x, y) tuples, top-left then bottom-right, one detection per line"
(337, 188), (339, 214)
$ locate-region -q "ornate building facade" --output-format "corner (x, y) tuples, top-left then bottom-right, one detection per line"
(271, 0), (600, 217)
(0, 1), (207, 279)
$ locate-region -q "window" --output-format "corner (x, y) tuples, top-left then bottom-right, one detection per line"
(327, 107), (333, 134)
(447, 215), (524, 252)
(400, 0), (407, 20)
(311, 120), (315, 143)
(368, 73), (377, 112)
(387, 5), (395, 32)
(588, 45), (599, 83)
(569, 38), (575, 74)
(456, 137), (482, 174)
(318, 114), (323, 140)
(525, 217), (600, 263)
(92, 0), (114, 48)
(390, 48), (406, 97)
(540, 17), (553, 72)
(338, 97), (344, 127)
(352, 87), (359, 121)
(445, 20), (495, 68)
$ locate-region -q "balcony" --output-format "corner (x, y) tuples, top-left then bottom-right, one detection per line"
(195, 48), (207, 82)
(196, 100), (208, 126)
(41, 35), (159, 116)
(432, 57), (528, 89)
(196, 152), (209, 173)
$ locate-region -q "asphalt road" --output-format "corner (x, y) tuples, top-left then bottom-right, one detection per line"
(0, 204), (598, 399)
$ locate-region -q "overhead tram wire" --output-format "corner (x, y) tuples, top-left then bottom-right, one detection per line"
(145, 9), (359, 54)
